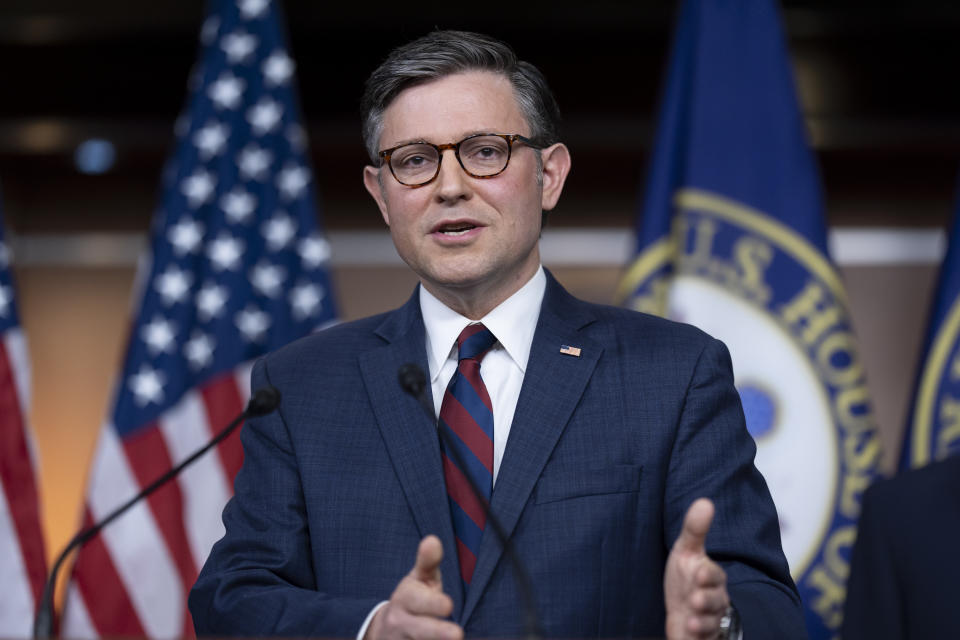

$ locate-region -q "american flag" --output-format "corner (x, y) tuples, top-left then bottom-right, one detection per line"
(0, 198), (48, 638)
(61, 0), (337, 637)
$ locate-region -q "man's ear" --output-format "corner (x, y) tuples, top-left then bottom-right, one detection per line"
(363, 165), (390, 225)
(539, 143), (571, 211)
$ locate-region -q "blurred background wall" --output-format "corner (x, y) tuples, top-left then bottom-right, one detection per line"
(1, 0), (958, 566)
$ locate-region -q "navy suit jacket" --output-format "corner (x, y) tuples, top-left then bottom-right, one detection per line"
(190, 273), (805, 638)
(842, 455), (960, 640)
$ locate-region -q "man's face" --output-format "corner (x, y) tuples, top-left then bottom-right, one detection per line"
(363, 71), (569, 315)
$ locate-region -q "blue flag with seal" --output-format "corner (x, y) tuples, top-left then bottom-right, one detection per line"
(615, 1), (882, 637)
(901, 179), (960, 470)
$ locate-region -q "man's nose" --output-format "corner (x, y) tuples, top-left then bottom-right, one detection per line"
(433, 149), (471, 200)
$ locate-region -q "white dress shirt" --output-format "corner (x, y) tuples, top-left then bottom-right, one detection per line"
(356, 267), (546, 639)
(420, 266), (546, 485)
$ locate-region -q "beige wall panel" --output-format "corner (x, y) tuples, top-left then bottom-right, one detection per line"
(16, 266), (135, 583)
(333, 267), (420, 320)
(840, 264), (939, 472)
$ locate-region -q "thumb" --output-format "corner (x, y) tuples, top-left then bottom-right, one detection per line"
(673, 498), (714, 555)
(411, 534), (444, 586)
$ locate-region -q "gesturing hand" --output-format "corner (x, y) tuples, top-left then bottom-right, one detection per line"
(664, 499), (731, 640)
(365, 535), (464, 640)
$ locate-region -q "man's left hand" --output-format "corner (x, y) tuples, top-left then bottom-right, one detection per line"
(664, 498), (731, 640)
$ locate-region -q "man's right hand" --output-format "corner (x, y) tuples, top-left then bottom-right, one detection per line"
(365, 535), (464, 640)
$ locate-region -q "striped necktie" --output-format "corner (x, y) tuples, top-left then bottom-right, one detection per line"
(439, 323), (496, 586)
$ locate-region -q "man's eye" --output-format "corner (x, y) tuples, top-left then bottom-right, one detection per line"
(395, 151), (435, 169)
(400, 155), (427, 167)
(467, 146), (505, 162)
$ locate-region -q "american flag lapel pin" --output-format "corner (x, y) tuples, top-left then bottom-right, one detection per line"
(559, 345), (582, 357)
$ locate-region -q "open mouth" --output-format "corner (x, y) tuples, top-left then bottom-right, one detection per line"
(435, 221), (478, 236)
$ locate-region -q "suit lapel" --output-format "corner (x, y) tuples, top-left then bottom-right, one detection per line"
(461, 273), (603, 625)
(358, 290), (464, 615)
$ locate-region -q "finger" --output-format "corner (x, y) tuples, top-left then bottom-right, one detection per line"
(694, 557), (727, 590)
(379, 603), (463, 640)
(689, 586), (730, 615)
(410, 535), (444, 586)
(685, 611), (726, 639)
(398, 610), (464, 640)
(393, 577), (454, 618)
(673, 498), (715, 554)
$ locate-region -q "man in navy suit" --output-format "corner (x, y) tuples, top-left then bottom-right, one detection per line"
(190, 30), (805, 639)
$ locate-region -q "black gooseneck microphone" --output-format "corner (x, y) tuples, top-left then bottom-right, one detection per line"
(32, 386), (282, 640)
(397, 363), (543, 640)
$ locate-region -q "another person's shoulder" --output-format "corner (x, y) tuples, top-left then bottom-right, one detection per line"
(865, 455), (960, 512)
(857, 457), (960, 547)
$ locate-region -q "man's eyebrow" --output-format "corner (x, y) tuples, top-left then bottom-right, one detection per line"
(386, 131), (500, 148)
(388, 137), (431, 148)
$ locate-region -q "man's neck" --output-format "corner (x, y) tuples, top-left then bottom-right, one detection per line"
(419, 266), (546, 384)
(420, 263), (541, 320)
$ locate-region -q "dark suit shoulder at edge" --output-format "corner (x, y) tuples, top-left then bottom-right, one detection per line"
(867, 455), (960, 506)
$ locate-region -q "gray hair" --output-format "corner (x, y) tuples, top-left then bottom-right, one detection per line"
(360, 30), (562, 164)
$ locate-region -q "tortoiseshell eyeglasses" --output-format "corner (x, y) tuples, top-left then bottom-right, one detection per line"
(377, 133), (540, 187)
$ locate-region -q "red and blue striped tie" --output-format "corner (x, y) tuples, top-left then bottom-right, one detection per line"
(440, 323), (496, 586)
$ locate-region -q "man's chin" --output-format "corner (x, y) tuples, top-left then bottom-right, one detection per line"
(421, 272), (489, 292)
(408, 254), (482, 283)
(415, 263), (500, 296)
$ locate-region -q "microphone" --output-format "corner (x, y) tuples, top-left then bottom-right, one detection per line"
(245, 385), (281, 417)
(32, 386), (282, 640)
(397, 363), (542, 640)
(397, 363), (433, 416)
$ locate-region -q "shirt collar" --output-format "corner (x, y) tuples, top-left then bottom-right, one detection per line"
(420, 266), (546, 382)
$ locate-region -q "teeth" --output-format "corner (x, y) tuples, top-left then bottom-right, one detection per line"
(438, 223), (476, 235)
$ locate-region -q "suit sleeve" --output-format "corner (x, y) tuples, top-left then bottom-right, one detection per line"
(663, 337), (807, 639)
(188, 358), (381, 637)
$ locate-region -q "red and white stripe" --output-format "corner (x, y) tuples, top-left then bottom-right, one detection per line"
(0, 328), (48, 638)
(62, 366), (251, 639)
